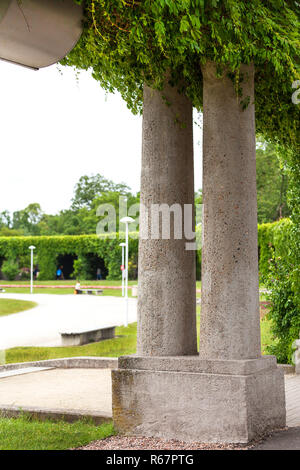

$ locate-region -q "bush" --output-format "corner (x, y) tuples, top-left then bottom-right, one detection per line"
(1, 259), (19, 281)
(0, 234), (139, 281)
(72, 257), (88, 280)
(257, 218), (293, 281)
(265, 250), (300, 364)
(19, 267), (31, 280)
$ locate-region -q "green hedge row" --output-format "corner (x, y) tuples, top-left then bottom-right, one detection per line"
(257, 218), (293, 281)
(0, 219), (293, 281)
(0, 233), (139, 281)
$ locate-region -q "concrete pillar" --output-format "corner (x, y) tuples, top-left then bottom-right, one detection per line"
(112, 67), (286, 443)
(200, 62), (261, 360)
(137, 82), (197, 356)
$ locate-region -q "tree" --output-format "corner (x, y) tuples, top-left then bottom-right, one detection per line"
(0, 227), (23, 237)
(12, 203), (43, 236)
(256, 142), (290, 224)
(0, 211), (11, 228)
(71, 174), (131, 210)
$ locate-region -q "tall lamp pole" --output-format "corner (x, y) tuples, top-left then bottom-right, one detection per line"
(120, 217), (134, 327)
(119, 243), (126, 297)
(29, 245), (36, 294)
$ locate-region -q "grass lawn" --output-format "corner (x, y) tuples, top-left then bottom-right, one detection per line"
(5, 307), (275, 364)
(0, 280), (137, 296)
(260, 317), (276, 355)
(0, 280), (137, 286)
(6, 322), (138, 364)
(0, 287), (133, 297)
(0, 299), (37, 318)
(0, 415), (114, 450)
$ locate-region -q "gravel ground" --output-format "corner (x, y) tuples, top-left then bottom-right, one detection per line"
(77, 428), (289, 450)
(77, 436), (251, 450)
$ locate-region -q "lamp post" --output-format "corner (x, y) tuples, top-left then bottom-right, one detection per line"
(29, 245), (36, 294)
(120, 217), (134, 327)
(119, 242), (126, 297)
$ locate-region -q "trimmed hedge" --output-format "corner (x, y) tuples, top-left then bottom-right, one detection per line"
(0, 219), (293, 281)
(0, 233), (138, 281)
(257, 218), (293, 281)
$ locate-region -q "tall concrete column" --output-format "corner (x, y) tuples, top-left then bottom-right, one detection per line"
(200, 62), (261, 360)
(137, 82), (197, 356)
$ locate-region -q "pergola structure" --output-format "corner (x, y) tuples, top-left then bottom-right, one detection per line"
(112, 67), (286, 443)
(0, 0), (286, 443)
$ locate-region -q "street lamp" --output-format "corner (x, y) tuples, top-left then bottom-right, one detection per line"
(119, 242), (126, 297)
(120, 217), (134, 327)
(28, 245), (36, 294)
(0, 0), (83, 70)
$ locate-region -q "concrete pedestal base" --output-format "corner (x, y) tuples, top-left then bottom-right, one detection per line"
(112, 356), (286, 444)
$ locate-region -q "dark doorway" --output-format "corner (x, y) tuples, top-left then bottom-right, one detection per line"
(84, 254), (108, 281)
(0, 257), (4, 280)
(56, 254), (77, 280)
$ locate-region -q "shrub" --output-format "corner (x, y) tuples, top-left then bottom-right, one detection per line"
(19, 267), (31, 280)
(265, 251), (300, 364)
(0, 234), (139, 281)
(72, 257), (88, 280)
(1, 259), (19, 281)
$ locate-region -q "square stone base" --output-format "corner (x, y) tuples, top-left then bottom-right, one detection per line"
(112, 356), (286, 444)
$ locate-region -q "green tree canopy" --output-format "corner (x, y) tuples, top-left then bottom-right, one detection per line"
(66, 0), (299, 154)
(71, 174), (131, 209)
(12, 203), (43, 236)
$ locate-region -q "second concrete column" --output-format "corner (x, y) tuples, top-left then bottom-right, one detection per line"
(200, 62), (261, 360)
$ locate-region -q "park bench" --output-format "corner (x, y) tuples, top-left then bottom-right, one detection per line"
(76, 288), (103, 296)
(60, 326), (116, 346)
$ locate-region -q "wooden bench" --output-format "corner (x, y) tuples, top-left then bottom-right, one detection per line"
(60, 326), (116, 346)
(76, 288), (103, 296)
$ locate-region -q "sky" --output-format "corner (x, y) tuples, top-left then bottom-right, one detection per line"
(0, 60), (203, 216)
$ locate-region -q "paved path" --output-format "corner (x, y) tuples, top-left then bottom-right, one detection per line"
(285, 374), (300, 427)
(0, 293), (137, 349)
(0, 368), (112, 415)
(0, 368), (299, 434)
(253, 427), (300, 450)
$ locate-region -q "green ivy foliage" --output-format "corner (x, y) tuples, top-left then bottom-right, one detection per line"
(257, 218), (293, 280)
(0, 234), (138, 281)
(265, 251), (299, 364)
(0, 219), (292, 281)
(257, 217), (299, 364)
(1, 259), (19, 281)
(65, 0), (299, 155)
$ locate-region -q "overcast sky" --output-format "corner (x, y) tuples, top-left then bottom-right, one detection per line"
(0, 60), (203, 215)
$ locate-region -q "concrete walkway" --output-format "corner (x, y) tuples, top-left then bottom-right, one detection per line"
(0, 293), (137, 349)
(0, 367), (299, 435)
(253, 427), (300, 450)
(285, 374), (300, 427)
(0, 368), (112, 420)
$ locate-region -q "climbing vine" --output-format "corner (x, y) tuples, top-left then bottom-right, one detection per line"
(0, 220), (293, 281)
(65, 0), (299, 155)
(0, 234), (138, 281)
